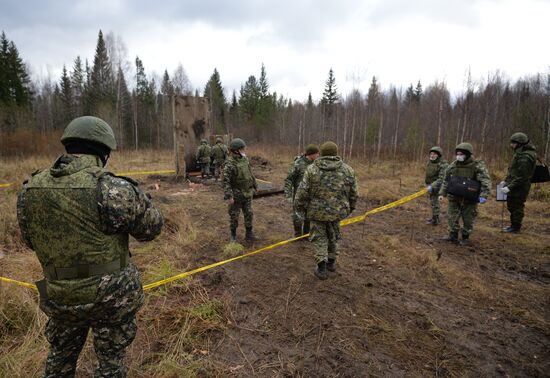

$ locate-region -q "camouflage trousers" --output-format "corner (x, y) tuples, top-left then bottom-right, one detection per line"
(429, 193), (441, 218)
(44, 316), (137, 378)
(200, 162), (210, 177)
(292, 210), (310, 236)
(40, 264), (144, 378)
(507, 193), (529, 227)
(229, 198), (253, 230)
(309, 220), (341, 263)
(212, 161), (224, 179)
(447, 200), (478, 237)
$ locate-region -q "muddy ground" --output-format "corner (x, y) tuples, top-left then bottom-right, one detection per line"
(1, 151), (549, 377)
(131, 157), (550, 377)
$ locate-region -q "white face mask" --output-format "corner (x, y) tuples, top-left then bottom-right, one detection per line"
(456, 155), (465, 162)
(240, 151), (246, 157)
(429, 155), (438, 161)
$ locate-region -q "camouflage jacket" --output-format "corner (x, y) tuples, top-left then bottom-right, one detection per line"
(439, 156), (491, 201)
(197, 144), (211, 163)
(17, 154), (163, 308)
(211, 142), (228, 163)
(505, 144), (537, 196)
(295, 156), (358, 222)
(425, 157), (448, 192)
(284, 155), (314, 199)
(223, 153), (257, 200)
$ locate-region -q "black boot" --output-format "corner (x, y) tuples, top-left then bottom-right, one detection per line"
(441, 232), (459, 244)
(327, 258), (336, 272)
(426, 217), (435, 225)
(503, 224), (521, 233)
(303, 221), (310, 235)
(432, 215), (440, 225)
(459, 233), (470, 246)
(314, 261), (328, 280)
(245, 227), (260, 241)
(230, 228), (237, 242)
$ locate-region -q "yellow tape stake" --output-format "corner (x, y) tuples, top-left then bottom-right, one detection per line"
(0, 188), (428, 292)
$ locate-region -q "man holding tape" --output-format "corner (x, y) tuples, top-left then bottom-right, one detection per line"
(17, 116), (164, 377)
(295, 141), (358, 279)
(438, 142), (491, 246)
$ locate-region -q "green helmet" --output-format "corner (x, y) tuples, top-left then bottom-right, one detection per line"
(230, 138), (246, 150)
(510, 132), (529, 144)
(61, 116), (117, 150)
(429, 146), (443, 157)
(320, 141), (338, 156)
(201, 139), (208, 144)
(216, 137), (223, 143)
(455, 142), (473, 155)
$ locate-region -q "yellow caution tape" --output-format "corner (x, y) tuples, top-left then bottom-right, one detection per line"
(0, 188), (428, 293)
(0, 276), (38, 291)
(0, 182), (15, 188)
(115, 169), (176, 176)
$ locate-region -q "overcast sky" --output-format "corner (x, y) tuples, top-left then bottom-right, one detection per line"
(1, 0), (549, 101)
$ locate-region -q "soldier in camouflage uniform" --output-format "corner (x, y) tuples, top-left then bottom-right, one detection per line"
(223, 138), (260, 242)
(425, 146), (448, 225)
(438, 142), (491, 246)
(196, 139), (212, 178)
(210, 137), (228, 180)
(295, 141), (358, 279)
(284, 144), (320, 237)
(17, 116), (164, 377)
(501, 132), (537, 233)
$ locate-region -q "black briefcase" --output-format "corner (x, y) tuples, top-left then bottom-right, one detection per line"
(532, 160), (550, 183)
(447, 175), (481, 201)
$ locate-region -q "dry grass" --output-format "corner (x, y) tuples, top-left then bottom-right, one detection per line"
(1, 147), (549, 376)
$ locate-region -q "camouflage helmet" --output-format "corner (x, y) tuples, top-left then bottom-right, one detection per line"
(201, 139), (208, 144)
(216, 137), (223, 143)
(61, 116), (117, 150)
(429, 146), (443, 157)
(510, 132), (529, 144)
(455, 142), (473, 155)
(230, 138), (246, 150)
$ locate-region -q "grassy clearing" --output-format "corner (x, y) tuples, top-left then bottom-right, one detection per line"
(1, 147), (549, 376)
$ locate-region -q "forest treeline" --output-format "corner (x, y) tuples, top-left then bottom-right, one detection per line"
(1, 30), (549, 163)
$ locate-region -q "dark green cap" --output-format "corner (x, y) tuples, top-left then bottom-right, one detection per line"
(455, 142), (473, 155)
(320, 141), (338, 156)
(305, 144), (319, 156)
(510, 132), (529, 144)
(230, 138), (246, 150)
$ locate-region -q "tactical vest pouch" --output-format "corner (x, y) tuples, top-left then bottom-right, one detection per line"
(447, 175), (481, 201)
(532, 159), (550, 183)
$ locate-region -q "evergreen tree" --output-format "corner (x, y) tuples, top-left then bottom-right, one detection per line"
(161, 69), (174, 96)
(0, 32), (32, 107)
(0, 32), (10, 104)
(89, 30), (114, 110)
(204, 68), (227, 132)
(59, 65), (74, 122)
(414, 80), (423, 102)
(321, 68), (339, 106)
(115, 66), (132, 149)
(71, 56), (85, 116)
(257, 63), (274, 127)
(239, 75), (260, 120)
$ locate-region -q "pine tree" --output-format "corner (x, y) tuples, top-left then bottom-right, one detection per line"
(161, 69), (174, 96)
(0, 32), (32, 107)
(204, 68), (227, 132)
(89, 30), (114, 110)
(257, 63), (274, 127)
(321, 68), (339, 106)
(239, 75), (260, 120)
(59, 65), (74, 122)
(71, 56), (85, 116)
(0, 31), (10, 104)
(115, 66), (132, 148)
